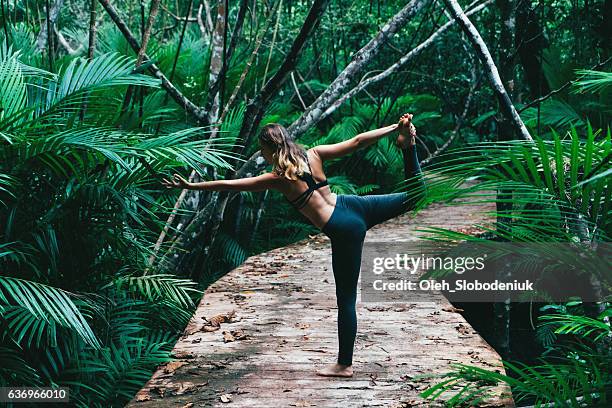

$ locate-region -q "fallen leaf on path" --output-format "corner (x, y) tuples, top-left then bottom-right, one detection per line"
(291, 400), (314, 407)
(134, 390), (151, 402)
(220, 393), (232, 403)
(455, 323), (471, 335)
(163, 361), (189, 374)
(205, 310), (236, 327)
(171, 351), (195, 359)
(174, 381), (198, 395)
(365, 305), (390, 312)
(223, 329), (248, 342)
(223, 331), (235, 342)
(442, 306), (464, 313)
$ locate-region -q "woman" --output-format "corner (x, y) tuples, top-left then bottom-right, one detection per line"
(162, 113), (425, 377)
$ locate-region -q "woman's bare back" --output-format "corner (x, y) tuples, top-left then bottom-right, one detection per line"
(275, 149), (337, 230)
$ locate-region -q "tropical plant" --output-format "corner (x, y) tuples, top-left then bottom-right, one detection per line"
(415, 125), (611, 406)
(0, 49), (235, 406)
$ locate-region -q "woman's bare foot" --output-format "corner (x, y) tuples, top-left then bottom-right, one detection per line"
(397, 113), (417, 149)
(316, 363), (353, 377)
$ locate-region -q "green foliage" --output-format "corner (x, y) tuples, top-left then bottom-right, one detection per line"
(421, 303), (611, 407)
(0, 50), (234, 404)
(0, 0), (609, 406)
(417, 126), (611, 406)
(416, 126), (611, 242)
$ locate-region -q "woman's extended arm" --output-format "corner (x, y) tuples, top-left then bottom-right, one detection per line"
(162, 172), (280, 192)
(312, 123), (399, 161)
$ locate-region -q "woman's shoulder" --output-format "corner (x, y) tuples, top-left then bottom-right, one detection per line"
(306, 147), (323, 163)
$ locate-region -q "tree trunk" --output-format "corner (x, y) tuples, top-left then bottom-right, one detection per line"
(98, 0), (206, 121)
(206, 0), (226, 126)
(515, 3), (550, 97)
(288, 0), (429, 139)
(165, 0), (332, 280)
(37, 0), (64, 51)
(442, 0), (532, 141)
(493, 0), (517, 359)
(87, 0), (97, 60)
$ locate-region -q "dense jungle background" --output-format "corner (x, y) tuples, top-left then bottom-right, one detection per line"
(0, 0), (610, 406)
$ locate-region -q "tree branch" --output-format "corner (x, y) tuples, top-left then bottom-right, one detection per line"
(287, 0), (429, 139)
(442, 0), (532, 141)
(316, 0), (493, 126)
(517, 56), (612, 113)
(98, 0), (206, 122)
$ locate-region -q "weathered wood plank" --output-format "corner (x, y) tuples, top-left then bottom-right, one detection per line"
(128, 200), (515, 407)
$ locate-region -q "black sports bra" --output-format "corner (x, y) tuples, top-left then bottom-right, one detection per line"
(286, 153), (329, 209)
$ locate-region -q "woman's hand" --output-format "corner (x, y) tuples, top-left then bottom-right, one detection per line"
(396, 113), (417, 148)
(162, 173), (192, 189)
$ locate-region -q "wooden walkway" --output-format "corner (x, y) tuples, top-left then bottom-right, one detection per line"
(129, 199), (515, 407)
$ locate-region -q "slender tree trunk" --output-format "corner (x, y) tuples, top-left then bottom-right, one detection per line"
(206, 0), (227, 127)
(493, 0), (517, 359)
(515, 2), (550, 97)
(316, 0), (492, 128)
(250, 190), (268, 246)
(205, 0), (248, 105)
(442, 0), (532, 141)
(98, 0), (206, 121)
(37, 0), (64, 52)
(87, 0), (97, 60)
(122, 0), (162, 112)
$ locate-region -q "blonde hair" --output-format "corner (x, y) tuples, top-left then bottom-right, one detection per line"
(258, 123), (309, 181)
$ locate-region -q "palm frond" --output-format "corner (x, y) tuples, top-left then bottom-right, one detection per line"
(110, 274), (200, 310)
(0, 277), (100, 348)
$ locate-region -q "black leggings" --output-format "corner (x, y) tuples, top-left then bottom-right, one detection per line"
(320, 146), (424, 366)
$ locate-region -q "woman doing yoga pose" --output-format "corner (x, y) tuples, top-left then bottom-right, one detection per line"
(162, 113), (425, 378)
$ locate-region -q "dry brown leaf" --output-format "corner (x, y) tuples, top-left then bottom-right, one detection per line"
(365, 305), (390, 312)
(291, 400), (314, 407)
(223, 331), (235, 343)
(171, 351), (195, 359)
(455, 323), (471, 335)
(205, 310), (236, 327)
(221, 329), (248, 343)
(174, 381), (198, 395)
(442, 306), (464, 313)
(163, 361), (188, 374)
(231, 329), (247, 340)
(134, 390), (151, 402)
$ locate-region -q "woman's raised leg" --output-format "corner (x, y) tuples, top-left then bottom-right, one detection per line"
(360, 145), (426, 228)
